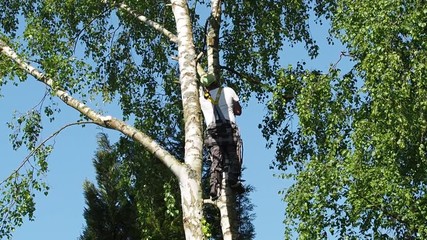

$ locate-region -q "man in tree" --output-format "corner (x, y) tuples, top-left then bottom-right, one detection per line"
(199, 74), (244, 200)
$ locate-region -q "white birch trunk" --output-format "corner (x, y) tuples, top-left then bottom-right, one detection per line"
(171, 0), (205, 239)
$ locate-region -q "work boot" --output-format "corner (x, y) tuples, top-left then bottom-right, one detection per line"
(230, 181), (245, 194)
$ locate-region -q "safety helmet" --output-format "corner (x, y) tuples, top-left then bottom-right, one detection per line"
(200, 73), (216, 87)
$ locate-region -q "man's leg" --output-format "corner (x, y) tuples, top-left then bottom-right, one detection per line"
(224, 144), (244, 193)
(225, 144), (240, 184)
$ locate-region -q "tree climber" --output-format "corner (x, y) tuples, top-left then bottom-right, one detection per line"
(199, 73), (245, 200)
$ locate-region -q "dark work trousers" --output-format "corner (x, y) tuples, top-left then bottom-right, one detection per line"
(205, 122), (242, 198)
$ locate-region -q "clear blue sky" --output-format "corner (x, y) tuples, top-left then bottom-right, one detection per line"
(0, 15), (350, 240)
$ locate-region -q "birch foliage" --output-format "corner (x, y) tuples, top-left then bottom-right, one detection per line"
(261, 1), (427, 239)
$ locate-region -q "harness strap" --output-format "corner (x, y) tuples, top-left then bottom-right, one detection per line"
(205, 87), (223, 105)
(204, 87), (226, 122)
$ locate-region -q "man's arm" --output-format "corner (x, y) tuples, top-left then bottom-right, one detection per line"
(233, 100), (242, 116)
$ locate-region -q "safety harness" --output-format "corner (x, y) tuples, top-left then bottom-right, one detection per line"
(204, 87), (226, 123)
(204, 86), (223, 106)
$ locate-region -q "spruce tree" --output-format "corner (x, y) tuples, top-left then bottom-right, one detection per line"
(80, 134), (184, 240)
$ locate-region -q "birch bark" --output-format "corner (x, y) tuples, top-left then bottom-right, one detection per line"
(170, 0), (205, 239)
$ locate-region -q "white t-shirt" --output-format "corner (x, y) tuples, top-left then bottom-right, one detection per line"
(200, 86), (239, 126)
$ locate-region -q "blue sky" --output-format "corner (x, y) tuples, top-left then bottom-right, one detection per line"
(0, 12), (352, 240)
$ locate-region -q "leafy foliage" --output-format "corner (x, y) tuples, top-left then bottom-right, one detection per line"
(0, 107), (52, 239)
(260, 1), (427, 239)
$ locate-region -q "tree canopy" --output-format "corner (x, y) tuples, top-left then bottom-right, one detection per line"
(260, 0), (427, 238)
(1, 0), (323, 238)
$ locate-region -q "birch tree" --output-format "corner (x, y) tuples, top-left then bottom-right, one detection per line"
(0, 0), (324, 239)
(260, 1), (427, 239)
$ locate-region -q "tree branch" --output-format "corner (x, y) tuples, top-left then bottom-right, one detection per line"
(331, 51), (350, 70)
(220, 65), (261, 84)
(0, 121), (95, 185)
(104, 0), (178, 43)
(0, 39), (184, 178)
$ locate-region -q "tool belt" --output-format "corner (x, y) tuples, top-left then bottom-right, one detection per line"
(204, 120), (239, 146)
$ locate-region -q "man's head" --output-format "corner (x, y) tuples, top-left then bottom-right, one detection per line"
(201, 73), (220, 90)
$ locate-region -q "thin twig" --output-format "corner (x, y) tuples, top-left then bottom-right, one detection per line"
(220, 65), (261, 84)
(0, 121), (96, 185)
(73, 7), (114, 53)
(331, 51), (350, 70)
